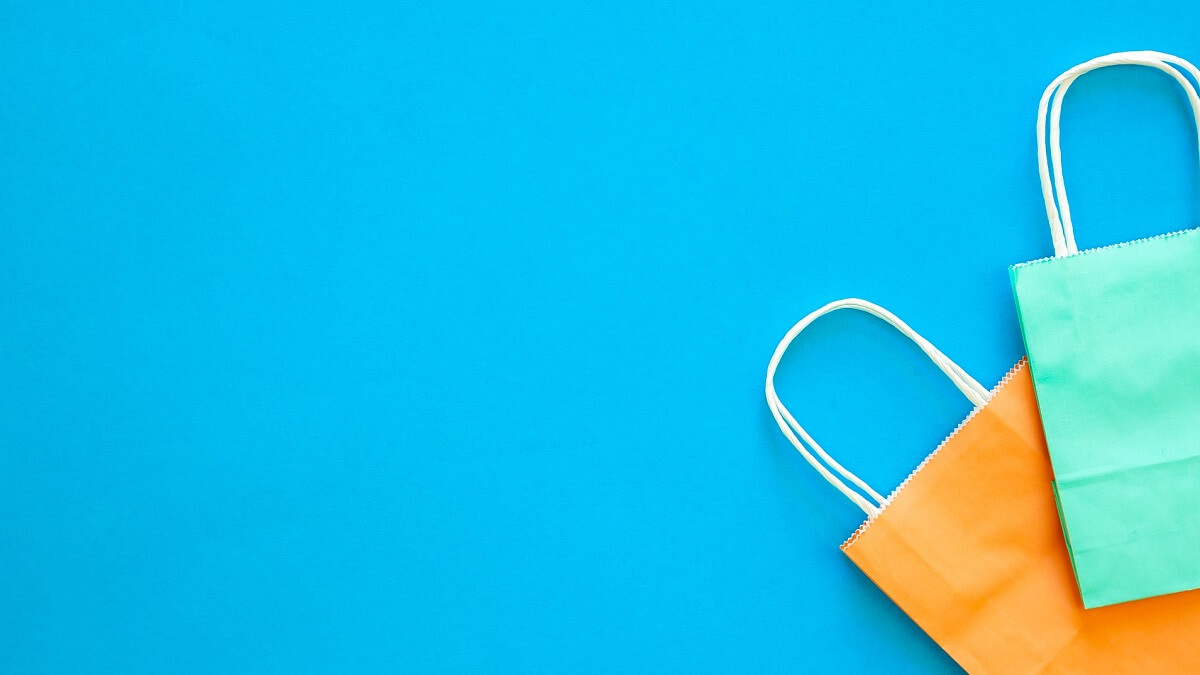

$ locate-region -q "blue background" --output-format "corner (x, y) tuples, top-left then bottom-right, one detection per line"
(2, 2), (1198, 672)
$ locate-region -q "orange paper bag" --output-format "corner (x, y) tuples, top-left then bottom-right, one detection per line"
(765, 299), (1200, 673)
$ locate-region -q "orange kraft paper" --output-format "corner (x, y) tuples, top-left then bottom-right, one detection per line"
(842, 360), (1200, 673)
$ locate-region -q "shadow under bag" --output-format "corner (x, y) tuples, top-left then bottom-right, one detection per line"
(766, 298), (1200, 673)
(1010, 51), (1200, 609)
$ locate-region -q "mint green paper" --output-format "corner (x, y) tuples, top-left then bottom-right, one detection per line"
(1011, 227), (1200, 609)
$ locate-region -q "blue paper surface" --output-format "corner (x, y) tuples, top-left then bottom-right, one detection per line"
(2, 1), (1199, 672)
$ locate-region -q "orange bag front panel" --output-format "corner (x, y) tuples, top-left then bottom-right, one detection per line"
(843, 361), (1200, 673)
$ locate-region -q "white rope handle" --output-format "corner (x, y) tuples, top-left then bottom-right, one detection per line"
(764, 298), (990, 516)
(1039, 51), (1200, 256)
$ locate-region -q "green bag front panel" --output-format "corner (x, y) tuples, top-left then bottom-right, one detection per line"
(1011, 227), (1200, 608)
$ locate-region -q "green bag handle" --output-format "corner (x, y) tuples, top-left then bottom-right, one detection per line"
(1038, 51), (1200, 256)
(764, 299), (990, 516)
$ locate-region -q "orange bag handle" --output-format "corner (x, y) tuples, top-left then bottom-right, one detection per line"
(764, 298), (990, 515)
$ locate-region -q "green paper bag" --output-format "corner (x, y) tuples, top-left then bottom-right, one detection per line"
(1011, 50), (1200, 609)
